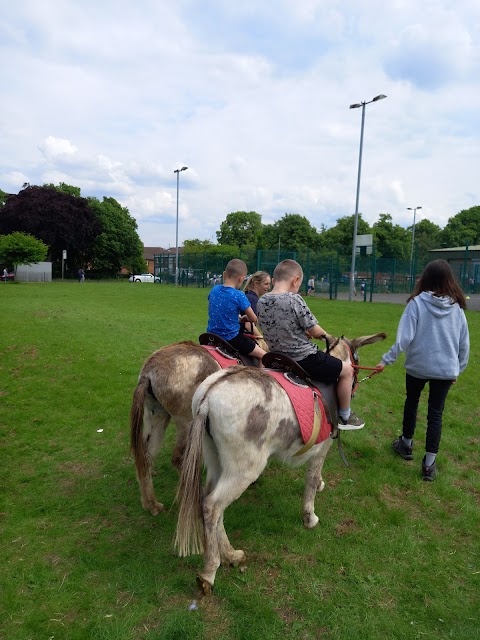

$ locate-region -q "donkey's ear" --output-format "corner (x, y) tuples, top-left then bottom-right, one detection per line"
(351, 333), (387, 350)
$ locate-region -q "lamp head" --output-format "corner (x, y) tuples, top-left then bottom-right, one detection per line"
(372, 94), (387, 102)
(349, 103), (363, 109)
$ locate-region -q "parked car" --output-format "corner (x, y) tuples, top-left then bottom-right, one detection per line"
(128, 273), (160, 283)
(1, 271), (14, 281)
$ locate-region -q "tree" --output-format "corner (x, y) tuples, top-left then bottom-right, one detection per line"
(217, 211), (262, 248)
(0, 232), (48, 273)
(183, 239), (217, 253)
(372, 213), (409, 259)
(44, 182), (82, 198)
(441, 206), (480, 247)
(318, 214), (371, 254)
(87, 197), (145, 274)
(260, 214), (321, 252)
(411, 219), (442, 263)
(0, 185), (101, 271)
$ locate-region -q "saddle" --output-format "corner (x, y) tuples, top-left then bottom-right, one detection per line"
(262, 352), (312, 385)
(262, 351), (339, 457)
(262, 353), (335, 417)
(198, 333), (257, 367)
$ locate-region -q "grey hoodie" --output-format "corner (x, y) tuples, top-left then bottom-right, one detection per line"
(381, 291), (469, 379)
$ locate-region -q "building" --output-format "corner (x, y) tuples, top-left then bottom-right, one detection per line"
(428, 245), (480, 290)
(143, 246), (183, 275)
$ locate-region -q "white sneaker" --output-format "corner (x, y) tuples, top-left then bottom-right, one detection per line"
(338, 411), (365, 431)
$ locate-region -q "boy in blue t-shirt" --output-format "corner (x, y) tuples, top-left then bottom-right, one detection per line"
(207, 259), (266, 363)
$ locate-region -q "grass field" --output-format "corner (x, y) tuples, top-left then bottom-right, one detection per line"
(1, 281), (479, 640)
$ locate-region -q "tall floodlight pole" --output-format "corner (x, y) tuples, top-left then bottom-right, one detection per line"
(407, 206), (422, 290)
(349, 94), (387, 301)
(174, 166), (188, 286)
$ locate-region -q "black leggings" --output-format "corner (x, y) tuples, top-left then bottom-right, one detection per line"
(402, 374), (453, 454)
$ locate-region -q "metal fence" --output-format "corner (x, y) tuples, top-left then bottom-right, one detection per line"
(154, 249), (447, 295)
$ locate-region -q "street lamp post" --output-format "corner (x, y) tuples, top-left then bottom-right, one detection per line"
(174, 166), (188, 286)
(349, 94), (387, 301)
(407, 206), (422, 291)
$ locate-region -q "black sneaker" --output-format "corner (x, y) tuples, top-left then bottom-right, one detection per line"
(337, 411), (365, 431)
(392, 437), (413, 460)
(422, 456), (437, 481)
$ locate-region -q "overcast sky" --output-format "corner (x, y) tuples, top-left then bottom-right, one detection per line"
(1, 1), (479, 248)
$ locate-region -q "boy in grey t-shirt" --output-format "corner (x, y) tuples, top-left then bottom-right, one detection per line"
(257, 259), (364, 430)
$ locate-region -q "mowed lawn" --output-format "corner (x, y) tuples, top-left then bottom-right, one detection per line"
(1, 281), (479, 640)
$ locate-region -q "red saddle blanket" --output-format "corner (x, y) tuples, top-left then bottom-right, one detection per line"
(266, 370), (333, 447)
(200, 345), (332, 447)
(200, 345), (241, 368)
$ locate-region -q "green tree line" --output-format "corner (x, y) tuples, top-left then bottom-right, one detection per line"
(185, 207), (480, 263)
(0, 183), (145, 276)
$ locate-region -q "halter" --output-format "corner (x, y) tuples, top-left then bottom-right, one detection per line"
(340, 337), (382, 396)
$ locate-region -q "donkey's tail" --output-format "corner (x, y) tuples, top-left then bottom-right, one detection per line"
(130, 375), (149, 479)
(174, 397), (208, 557)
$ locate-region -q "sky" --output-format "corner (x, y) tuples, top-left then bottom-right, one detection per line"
(1, 0), (479, 248)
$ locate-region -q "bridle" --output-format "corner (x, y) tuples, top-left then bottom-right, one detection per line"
(325, 335), (382, 468)
(328, 336), (382, 397)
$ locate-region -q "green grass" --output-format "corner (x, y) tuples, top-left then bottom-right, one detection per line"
(1, 281), (479, 640)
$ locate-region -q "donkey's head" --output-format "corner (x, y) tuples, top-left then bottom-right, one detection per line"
(328, 332), (387, 364)
(328, 333), (387, 397)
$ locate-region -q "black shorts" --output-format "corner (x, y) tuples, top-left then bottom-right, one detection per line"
(297, 350), (342, 384)
(228, 333), (257, 356)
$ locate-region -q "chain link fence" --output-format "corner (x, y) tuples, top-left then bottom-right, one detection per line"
(154, 248), (446, 295)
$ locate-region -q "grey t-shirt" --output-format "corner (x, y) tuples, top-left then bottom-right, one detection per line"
(257, 292), (318, 361)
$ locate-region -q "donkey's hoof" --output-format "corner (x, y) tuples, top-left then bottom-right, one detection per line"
(317, 480), (325, 492)
(196, 574), (214, 595)
(229, 550), (246, 568)
(303, 512), (319, 529)
(147, 501), (164, 516)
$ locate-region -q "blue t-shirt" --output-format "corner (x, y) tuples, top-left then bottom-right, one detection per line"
(207, 285), (251, 340)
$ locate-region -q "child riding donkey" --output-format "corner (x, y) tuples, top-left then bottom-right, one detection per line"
(257, 259), (364, 430)
(207, 259), (266, 365)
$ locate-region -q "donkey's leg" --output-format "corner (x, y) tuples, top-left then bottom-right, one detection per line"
(302, 439), (334, 528)
(217, 514), (246, 568)
(198, 474), (255, 594)
(138, 399), (170, 515)
(171, 416), (189, 470)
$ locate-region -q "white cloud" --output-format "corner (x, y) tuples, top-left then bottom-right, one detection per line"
(38, 136), (78, 159)
(0, 0), (479, 247)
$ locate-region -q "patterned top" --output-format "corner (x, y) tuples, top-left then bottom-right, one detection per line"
(257, 292), (319, 360)
(207, 285), (251, 340)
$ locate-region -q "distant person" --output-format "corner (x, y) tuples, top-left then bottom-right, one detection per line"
(376, 260), (470, 481)
(307, 276), (315, 296)
(361, 281), (366, 294)
(207, 259), (267, 365)
(3, 268), (8, 282)
(78, 268), (85, 283)
(257, 259), (365, 430)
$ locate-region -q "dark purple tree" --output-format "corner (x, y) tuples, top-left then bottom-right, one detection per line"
(0, 185), (101, 270)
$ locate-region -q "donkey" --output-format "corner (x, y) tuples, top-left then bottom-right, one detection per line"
(130, 341), (221, 516)
(174, 333), (386, 593)
(130, 333), (267, 515)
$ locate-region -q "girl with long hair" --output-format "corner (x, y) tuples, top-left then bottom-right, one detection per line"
(242, 271), (271, 334)
(377, 260), (470, 480)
